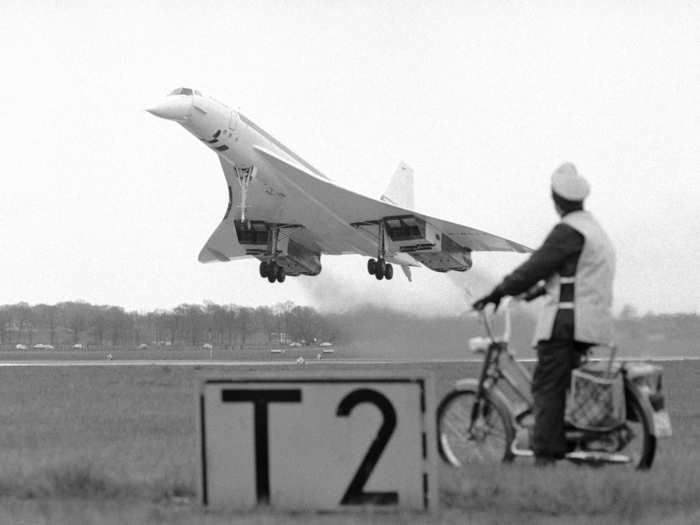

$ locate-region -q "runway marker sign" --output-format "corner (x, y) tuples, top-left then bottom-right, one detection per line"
(199, 372), (437, 511)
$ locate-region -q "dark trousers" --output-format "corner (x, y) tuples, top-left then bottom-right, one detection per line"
(531, 339), (586, 459)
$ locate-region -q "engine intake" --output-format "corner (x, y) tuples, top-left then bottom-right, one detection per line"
(234, 220), (321, 276)
(234, 220), (270, 255)
(383, 215), (472, 272)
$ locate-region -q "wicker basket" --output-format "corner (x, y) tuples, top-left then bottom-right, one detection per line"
(565, 358), (626, 431)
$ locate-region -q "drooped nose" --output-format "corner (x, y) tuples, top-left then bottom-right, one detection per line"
(146, 97), (192, 121)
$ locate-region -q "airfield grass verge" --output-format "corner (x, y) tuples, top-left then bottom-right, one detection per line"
(0, 360), (696, 523)
(441, 461), (700, 519)
(0, 461), (192, 502)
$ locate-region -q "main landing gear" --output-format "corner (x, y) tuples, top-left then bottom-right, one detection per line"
(258, 221), (287, 284)
(367, 258), (393, 280)
(259, 261), (286, 283)
(365, 219), (393, 280)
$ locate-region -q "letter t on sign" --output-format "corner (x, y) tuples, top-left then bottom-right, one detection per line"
(221, 389), (302, 503)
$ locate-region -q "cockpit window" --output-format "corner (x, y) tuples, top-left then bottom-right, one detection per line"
(168, 87), (194, 96)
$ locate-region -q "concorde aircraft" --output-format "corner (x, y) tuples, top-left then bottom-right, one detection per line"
(147, 87), (530, 283)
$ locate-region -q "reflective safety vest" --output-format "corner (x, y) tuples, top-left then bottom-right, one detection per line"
(533, 210), (616, 345)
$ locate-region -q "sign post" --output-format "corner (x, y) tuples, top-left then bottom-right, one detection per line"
(199, 371), (437, 511)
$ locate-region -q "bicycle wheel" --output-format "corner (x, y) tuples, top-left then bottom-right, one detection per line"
(437, 388), (515, 467)
(621, 381), (656, 469)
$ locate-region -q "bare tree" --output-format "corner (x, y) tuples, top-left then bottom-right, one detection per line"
(90, 306), (108, 347)
(0, 307), (10, 345)
(14, 303), (34, 345)
(173, 304), (205, 346)
(205, 302), (227, 346)
(287, 306), (321, 345)
(255, 306), (276, 343)
(224, 305), (238, 349)
(236, 307), (254, 349)
(106, 306), (129, 346)
(273, 301), (295, 344)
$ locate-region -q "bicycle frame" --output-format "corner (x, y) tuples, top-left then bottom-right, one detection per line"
(471, 304), (533, 422)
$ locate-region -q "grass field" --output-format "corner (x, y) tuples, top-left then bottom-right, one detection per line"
(0, 358), (697, 524)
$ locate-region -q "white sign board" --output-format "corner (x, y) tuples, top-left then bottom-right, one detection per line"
(199, 372), (437, 511)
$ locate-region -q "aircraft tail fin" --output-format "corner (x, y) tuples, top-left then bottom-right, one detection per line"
(380, 162), (414, 210)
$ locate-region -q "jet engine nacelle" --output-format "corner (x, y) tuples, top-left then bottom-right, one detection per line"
(233, 220), (321, 277)
(383, 215), (473, 272)
(277, 238), (322, 276)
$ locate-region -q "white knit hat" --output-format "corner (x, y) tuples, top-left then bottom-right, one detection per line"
(551, 163), (590, 201)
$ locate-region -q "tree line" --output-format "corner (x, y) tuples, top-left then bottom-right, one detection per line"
(0, 301), (339, 350)
(0, 301), (697, 351)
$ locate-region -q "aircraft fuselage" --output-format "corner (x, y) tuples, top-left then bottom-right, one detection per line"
(148, 87), (530, 283)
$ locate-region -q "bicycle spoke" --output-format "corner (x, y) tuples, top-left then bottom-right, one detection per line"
(438, 390), (513, 466)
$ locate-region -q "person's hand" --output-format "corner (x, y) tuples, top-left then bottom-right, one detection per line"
(472, 291), (502, 312)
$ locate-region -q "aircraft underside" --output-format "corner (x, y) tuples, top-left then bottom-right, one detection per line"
(217, 135), (476, 284)
(227, 160), (478, 283)
(231, 201), (474, 284)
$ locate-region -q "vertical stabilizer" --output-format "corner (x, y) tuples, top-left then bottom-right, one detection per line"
(380, 162), (414, 210)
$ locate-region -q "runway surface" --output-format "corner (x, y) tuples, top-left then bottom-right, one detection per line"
(0, 356), (694, 367)
(0, 358), (479, 367)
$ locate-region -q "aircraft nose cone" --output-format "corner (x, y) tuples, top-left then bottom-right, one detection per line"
(146, 97), (192, 121)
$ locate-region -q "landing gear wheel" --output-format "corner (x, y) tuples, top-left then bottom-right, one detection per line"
(385, 263), (393, 280)
(259, 261), (269, 278)
(375, 259), (385, 280)
(267, 262), (278, 283)
(276, 267), (286, 283)
(367, 258), (377, 275)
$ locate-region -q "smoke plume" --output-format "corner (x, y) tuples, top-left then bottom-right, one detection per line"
(297, 256), (538, 358)
(299, 256), (499, 317)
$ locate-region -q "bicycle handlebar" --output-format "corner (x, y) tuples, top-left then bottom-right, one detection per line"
(474, 296), (619, 366)
(474, 296), (514, 344)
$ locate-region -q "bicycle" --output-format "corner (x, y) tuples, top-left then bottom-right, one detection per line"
(436, 299), (671, 469)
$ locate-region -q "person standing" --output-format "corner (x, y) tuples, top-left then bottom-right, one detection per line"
(472, 163), (615, 466)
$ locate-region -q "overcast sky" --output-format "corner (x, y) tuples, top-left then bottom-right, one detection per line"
(1, 1), (698, 314)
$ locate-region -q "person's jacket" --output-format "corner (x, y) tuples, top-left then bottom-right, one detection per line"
(494, 210), (615, 345)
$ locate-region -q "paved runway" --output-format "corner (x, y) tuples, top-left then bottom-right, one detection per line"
(0, 356), (692, 367)
(0, 358), (480, 367)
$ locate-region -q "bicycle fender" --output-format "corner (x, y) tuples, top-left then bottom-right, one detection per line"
(453, 378), (518, 424)
(625, 379), (658, 437)
(454, 378), (479, 392)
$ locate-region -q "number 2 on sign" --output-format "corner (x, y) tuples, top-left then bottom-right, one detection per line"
(336, 388), (398, 505)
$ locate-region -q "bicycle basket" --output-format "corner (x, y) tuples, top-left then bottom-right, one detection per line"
(565, 365), (626, 431)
